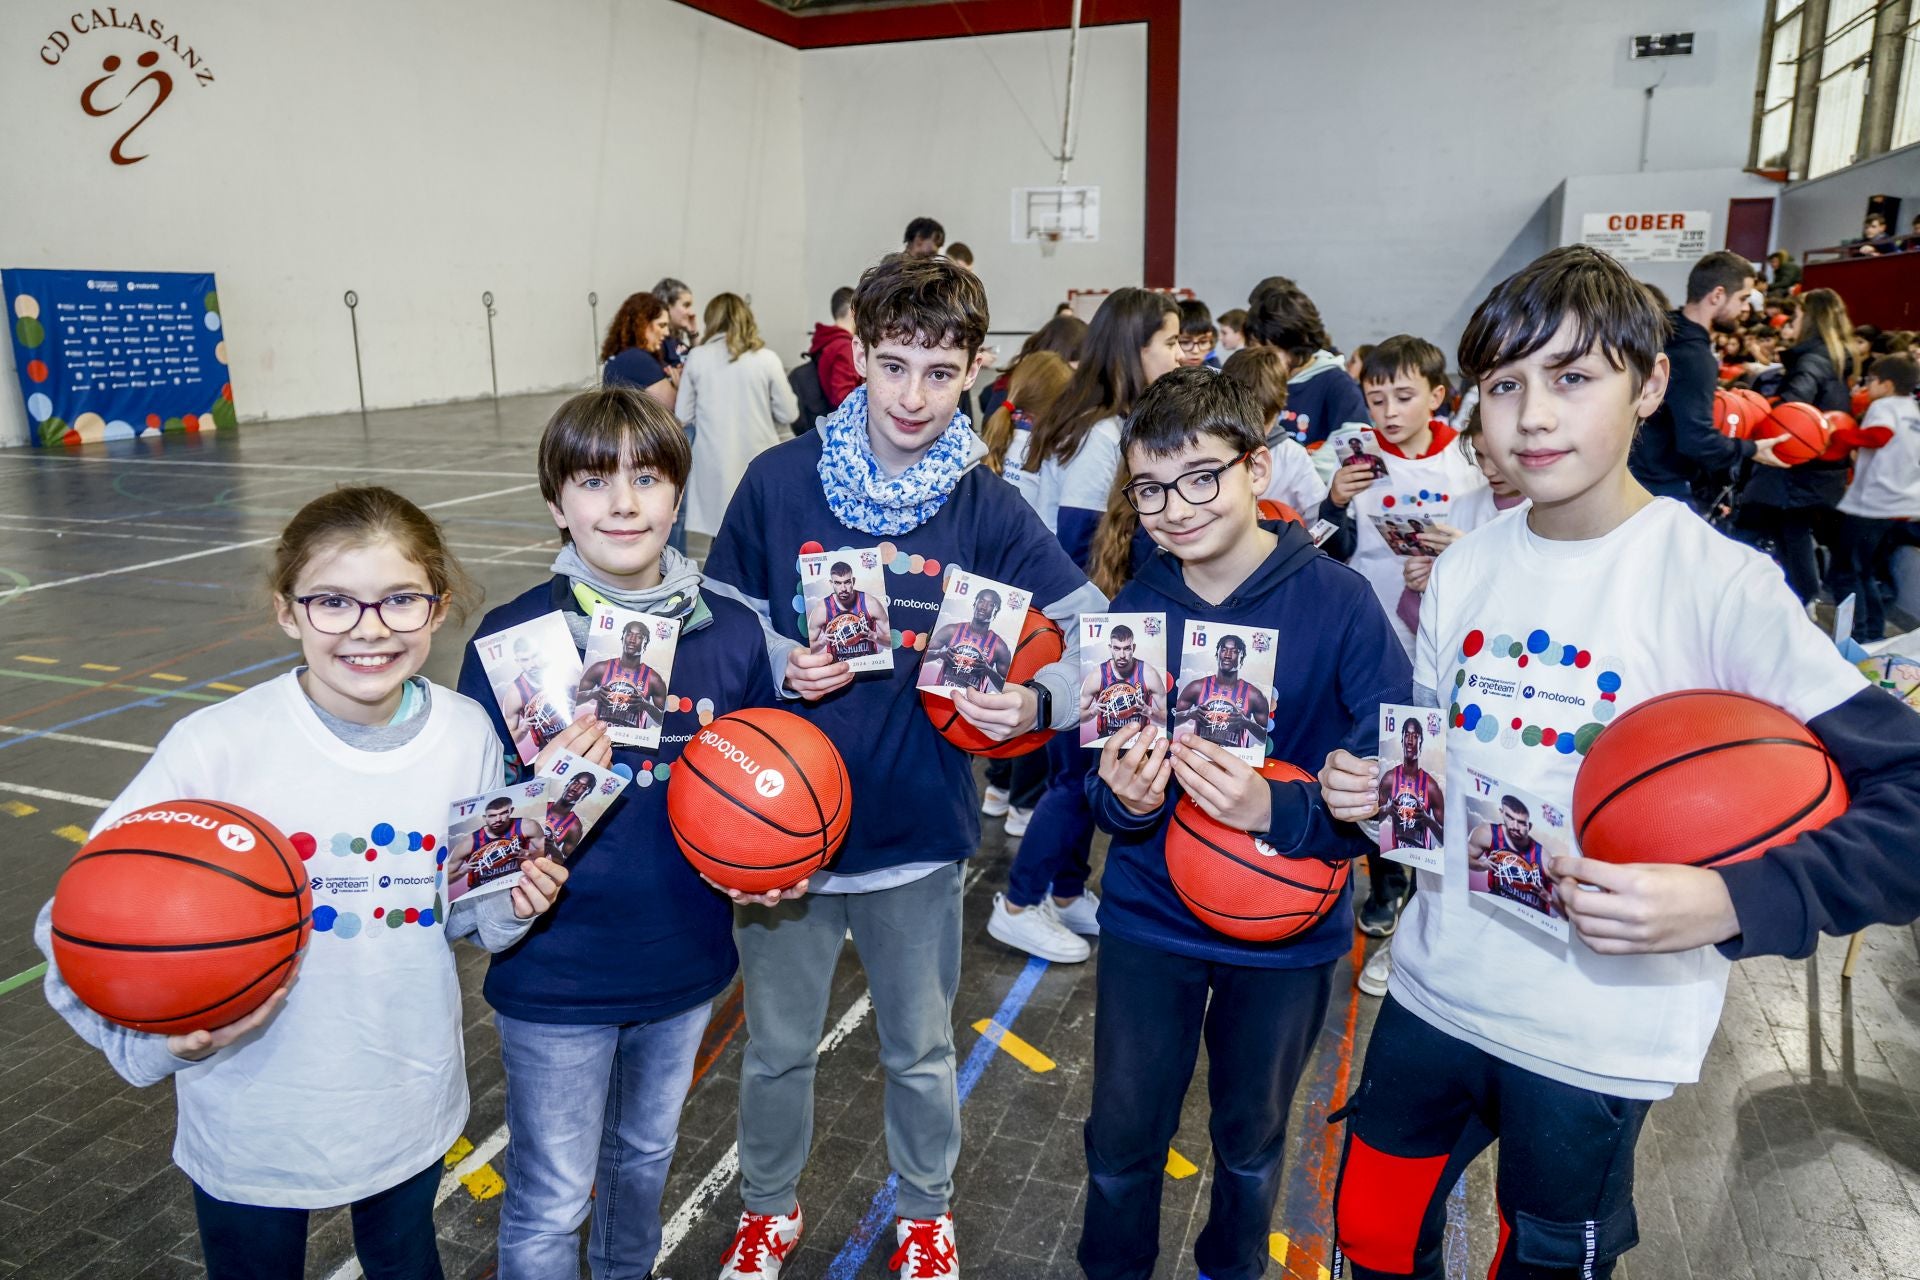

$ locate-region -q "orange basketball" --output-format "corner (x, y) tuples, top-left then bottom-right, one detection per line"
(667, 707), (851, 893)
(1758, 401), (1830, 464)
(50, 800), (310, 1035)
(1165, 759), (1349, 941)
(1712, 389), (1736, 438)
(1257, 498), (1305, 526)
(1725, 388), (1771, 440)
(1852, 386), (1873, 418)
(921, 608), (1063, 758)
(1572, 690), (1847, 869)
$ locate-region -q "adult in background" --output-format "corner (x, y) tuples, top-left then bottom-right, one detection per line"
(1630, 251), (1785, 504)
(601, 292), (677, 408)
(904, 216), (945, 257)
(1245, 276), (1370, 444)
(1737, 287), (1858, 603)
(653, 277), (698, 373)
(676, 293), (798, 539)
(1767, 249), (1802, 295)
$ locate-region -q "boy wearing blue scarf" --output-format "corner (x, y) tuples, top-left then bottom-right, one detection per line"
(704, 253), (1104, 1278)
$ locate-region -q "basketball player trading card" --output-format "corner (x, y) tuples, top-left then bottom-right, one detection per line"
(473, 613), (583, 766)
(443, 778), (552, 905)
(1461, 768), (1570, 942)
(1077, 612), (1170, 749)
(577, 604), (677, 749)
(799, 548), (894, 674)
(1170, 622), (1279, 764)
(535, 748), (631, 866)
(1326, 425), (1389, 481)
(1368, 504), (1454, 558)
(1376, 704), (1446, 874)
(917, 571), (1029, 699)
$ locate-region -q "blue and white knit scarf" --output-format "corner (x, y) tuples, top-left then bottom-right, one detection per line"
(815, 385), (984, 536)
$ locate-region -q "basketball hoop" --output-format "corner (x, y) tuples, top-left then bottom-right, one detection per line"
(1038, 226), (1063, 258)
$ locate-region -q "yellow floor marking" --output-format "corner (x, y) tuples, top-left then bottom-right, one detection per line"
(443, 1136), (475, 1167)
(53, 825), (89, 844)
(1270, 1233), (1289, 1262)
(461, 1163), (505, 1200)
(1, 801), (36, 818)
(1165, 1146), (1198, 1178)
(149, 672), (187, 683)
(969, 1018), (1056, 1072)
(13, 656), (57, 665)
(81, 663), (120, 672)
(206, 682), (244, 693)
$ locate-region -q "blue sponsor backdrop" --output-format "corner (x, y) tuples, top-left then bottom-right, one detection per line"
(4, 268), (234, 447)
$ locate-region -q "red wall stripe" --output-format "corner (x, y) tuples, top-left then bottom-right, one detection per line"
(672, 0), (1179, 286)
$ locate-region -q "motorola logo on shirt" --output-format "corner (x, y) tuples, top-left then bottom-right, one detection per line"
(377, 875), (436, 889)
(1521, 686), (1588, 708)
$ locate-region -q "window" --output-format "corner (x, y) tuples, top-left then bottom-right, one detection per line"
(1753, 0), (1914, 178)
(1757, 6), (1803, 169)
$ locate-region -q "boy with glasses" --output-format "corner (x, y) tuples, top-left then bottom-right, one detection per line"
(1076, 367), (1409, 1280)
(1177, 298), (1219, 368)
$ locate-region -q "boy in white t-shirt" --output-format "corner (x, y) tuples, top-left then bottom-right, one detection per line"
(1319, 245), (1920, 1279)
(1830, 354), (1920, 641)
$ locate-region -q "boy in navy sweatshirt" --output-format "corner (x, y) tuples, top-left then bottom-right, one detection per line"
(1248, 275), (1372, 445)
(457, 387), (780, 1280)
(1079, 367), (1410, 1280)
(702, 253), (1103, 1278)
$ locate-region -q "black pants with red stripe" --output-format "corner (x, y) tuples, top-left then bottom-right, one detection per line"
(1331, 996), (1651, 1279)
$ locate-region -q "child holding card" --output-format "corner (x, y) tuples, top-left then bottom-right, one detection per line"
(576, 606), (676, 746)
(800, 551), (893, 671)
(474, 614), (582, 764)
(457, 386), (780, 1280)
(445, 785), (551, 900)
(1170, 625), (1276, 760)
(920, 573), (1025, 695)
(1077, 613), (1170, 747)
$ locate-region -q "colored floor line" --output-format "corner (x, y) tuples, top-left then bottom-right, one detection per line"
(0, 652), (293, 755)
(1277, 933), (1367, 1279)
(0, 666), (226, 702)
(0, 782), (112, 808)
(692, 982), (747, 1086)
(821, 956), (1050, 1280)
(0, 963), (48, 999)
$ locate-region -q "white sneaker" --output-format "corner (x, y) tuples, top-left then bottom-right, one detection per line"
(1050, 890), (1101, 936)
(987, 892), (1089, 962)
(889, 1212), (958, 1277)
(1357, 942), (1392, 998)
(980, 786), (1011, 817)
(1003, 805), (1032, 837)
(718, 1203), (803, 1278)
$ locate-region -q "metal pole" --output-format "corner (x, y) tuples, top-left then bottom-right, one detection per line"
(1057, 0), (1083, 184)
(588, 291), (599, 370)
(343, 290), (365, 416)
(482, 290), (498, 400)
(1786, 0), (1831, 181)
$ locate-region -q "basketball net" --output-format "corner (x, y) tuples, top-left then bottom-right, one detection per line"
(1038, 227), (1062, 259)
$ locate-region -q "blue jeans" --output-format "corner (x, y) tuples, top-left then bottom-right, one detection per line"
(495, 1001), (712, 1280)
(192, 1158), (443, 1280)
(1006, 731), (1095, 907)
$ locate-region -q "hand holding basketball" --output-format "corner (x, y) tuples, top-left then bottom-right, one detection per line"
(1547, 855), (1740, 954)
(1750, 435), (1789, 469)
(699, 873), (811, 907)
(510, 856), (570, 919)
(166, 983), (295, 1062)
(1100, 722), (1170, 816)
(1169, 735), (1269, 832)
(1318, 749), (1380, 822)
(534, 709), (613, 771)
(785, 646), (853, 700)
(951, 683), (1040, 740)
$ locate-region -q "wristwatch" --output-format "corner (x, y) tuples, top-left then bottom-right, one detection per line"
(1022, 679), (1053, 732)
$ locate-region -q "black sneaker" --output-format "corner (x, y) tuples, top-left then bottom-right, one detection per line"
(1356, 893), (1401, 938)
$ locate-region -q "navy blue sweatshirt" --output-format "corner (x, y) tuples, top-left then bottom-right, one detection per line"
(456, 576), (778, 1024)
(1282, 362), (1371, 445)
(1087, 521), (1413, 967)
(1631, 309), (1755, 491)
(702, 431), (1089, 876)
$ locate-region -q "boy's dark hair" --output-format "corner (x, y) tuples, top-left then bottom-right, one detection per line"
(1244, 280), (1331, 362)
(946, 242), (974, 266)
(1122, 365), (1267, 459)
(1360, 335), (1450, 392)
(1217, 307), (1247, 334)
(1869, 353), (1919, 395)
(852, 253), (989, 359)
(904, 216), (946, 249)
(1457, 245), (1664, 390)
(830, 286), (855, 319)
(1685, 251), (1755, 304)
(1219, 347), (1289, 425)
(1178, 298), (1216, 336)
(537, 386), (692, 542)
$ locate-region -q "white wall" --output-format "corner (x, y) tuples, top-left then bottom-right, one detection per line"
(1552, 168), (1781, 300)
(1777, 141), (1920, 255)
(798, 25), (1147, 352)
(0, 0), (807, 447)
(1176, 0), (1766, 364)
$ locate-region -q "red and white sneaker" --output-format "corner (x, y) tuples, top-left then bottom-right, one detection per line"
(889, 1213), (958, 1277)
(718, 1203), (803, 1278)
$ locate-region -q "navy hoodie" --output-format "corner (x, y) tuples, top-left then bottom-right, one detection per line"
(702, 430), (1089, 877)
(456, 576), (778, 1024)
(1088, 521), (1413, 967)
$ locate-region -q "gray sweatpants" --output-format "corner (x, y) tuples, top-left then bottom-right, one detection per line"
(733, 862), (964, 1220)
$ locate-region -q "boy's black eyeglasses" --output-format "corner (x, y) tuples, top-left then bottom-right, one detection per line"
(293, 593), (441, 634)
(1122, 452), (1253, 515)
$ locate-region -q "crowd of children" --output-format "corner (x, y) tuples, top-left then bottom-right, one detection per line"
(30, 236), (1920, 1280)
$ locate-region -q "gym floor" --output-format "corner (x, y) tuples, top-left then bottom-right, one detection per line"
(0, 396), (1916, 1280)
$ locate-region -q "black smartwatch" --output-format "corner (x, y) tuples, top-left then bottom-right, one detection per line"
(1022, 679), (1053, 732)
